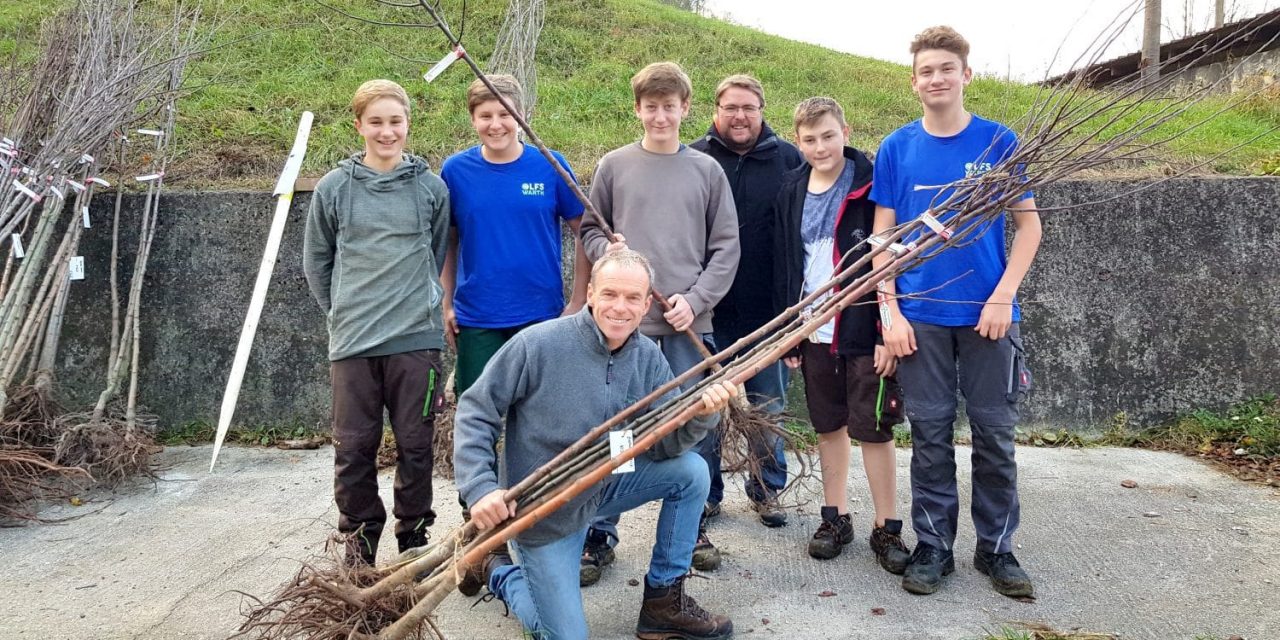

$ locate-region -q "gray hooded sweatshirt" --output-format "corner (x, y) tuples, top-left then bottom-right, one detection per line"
(452, 307), (717, 545)
(303, 153), (450, 361)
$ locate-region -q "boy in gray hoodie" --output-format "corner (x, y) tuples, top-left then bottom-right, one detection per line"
(303, 79), (451, 566)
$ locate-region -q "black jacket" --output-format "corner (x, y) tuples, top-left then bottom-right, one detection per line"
(772, 146), (880, 357)
(691, 123), (805, 341)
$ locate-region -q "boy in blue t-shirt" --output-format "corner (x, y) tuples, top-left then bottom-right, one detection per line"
(870, 26), (1043, 599)
(440, 74), (589, 397)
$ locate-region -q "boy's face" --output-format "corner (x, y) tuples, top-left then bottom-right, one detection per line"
(712, 86), (763, 150)
(634, 93), (689, 146)
(470, 98), (519, 155)
(911, 49), (972, 111)
(354, 97), (409, 166)
(795, 114), (848, 175)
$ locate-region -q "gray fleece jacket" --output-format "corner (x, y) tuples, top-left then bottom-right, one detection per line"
(303, 153), (450, 361)
(452, 307), (717, 544)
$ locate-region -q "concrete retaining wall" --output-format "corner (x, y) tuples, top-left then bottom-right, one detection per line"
(51, 177), (1280, 431)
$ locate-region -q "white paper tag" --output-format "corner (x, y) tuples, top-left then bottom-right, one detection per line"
(423, 46), (463, 83)
(136, 128), (164, 137)
(69, 256), (85, 280)
(608, 429), (636, 474)
(868, 236), (908, 257)
(82, 206), (91, 228)
(876, 280), (893, 331)
(11, 234), (24, 259)
(920, 211), (953, 240)
(12, 180), (39, 201)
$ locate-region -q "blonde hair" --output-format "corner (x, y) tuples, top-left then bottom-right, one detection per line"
(910, 26), (971, 69)
(591, 249), (655, 292)
(351, 79), (410, 119)
(467, 74), (523, 115)
(793, 97), (845, 132)
(714, 74), (765, 108)
(631, 62), (692, 104)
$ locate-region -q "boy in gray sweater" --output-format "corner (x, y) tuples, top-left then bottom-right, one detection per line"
(578, 61), (740, 582)
(302, 79), (450, 566)
(454, 250), (736, 640)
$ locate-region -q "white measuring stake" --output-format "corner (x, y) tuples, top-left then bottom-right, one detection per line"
(423, 46), (464, 83)
(11, 234), (24, 259)
(211, 111), (314, 472)
(69, 256), (85, 281)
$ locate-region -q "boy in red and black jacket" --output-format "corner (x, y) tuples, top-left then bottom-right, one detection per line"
(772, 97), (910, 574)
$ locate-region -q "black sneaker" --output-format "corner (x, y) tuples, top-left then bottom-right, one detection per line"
(901, 542), (955, 595)
(869, 519), (911, 575)
(579, 528), (616, 587)
(691, 528), (722, 571)
(751, 498), (788, 528)
(702, 501), (721, 521)
(458, 546), (514, 597)
(974, 550), (1034, 597)
(396, 520), (430, 553)
(807, 506), (854, 560)
(342, 531), (377, 567)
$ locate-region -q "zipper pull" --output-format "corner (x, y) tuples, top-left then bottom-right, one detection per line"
(606, 356), (614, 385)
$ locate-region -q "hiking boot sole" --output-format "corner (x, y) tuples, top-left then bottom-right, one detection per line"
(692, 547), (722, 571)
(974, 555), (1034, 597)
(636, 624), (734, 640)
(901, 556), (955, 595)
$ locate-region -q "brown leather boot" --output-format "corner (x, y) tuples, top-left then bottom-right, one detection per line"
(635, 575), (733, 640)
(457, 546), (513, 597)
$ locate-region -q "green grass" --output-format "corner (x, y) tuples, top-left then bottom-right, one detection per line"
(1136, 394), (1280, 457)
(5, 0), (1277, 188)
(159, 418), (326, 446)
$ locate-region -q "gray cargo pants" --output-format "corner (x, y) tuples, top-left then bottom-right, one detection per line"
(895, 322), (1031, 554)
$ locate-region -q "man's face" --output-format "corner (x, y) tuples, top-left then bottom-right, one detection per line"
(712, 86), (763, 152)
(470, 98), (520, 156)
(587, 262), (652, 350)
(634, 93), (689, 147)
(354, 97), (409, 165)
(911, 49), (971, 111)
(796, 113), (848, 175)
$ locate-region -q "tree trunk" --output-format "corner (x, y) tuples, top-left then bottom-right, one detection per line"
(1214, 0), (1225, 28)
(1143, 0), (1162, 82)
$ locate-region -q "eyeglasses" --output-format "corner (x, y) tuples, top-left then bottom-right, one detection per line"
(717, 104), (761, 116)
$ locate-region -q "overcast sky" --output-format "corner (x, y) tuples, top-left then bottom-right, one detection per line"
(700, 0), (1277, 80)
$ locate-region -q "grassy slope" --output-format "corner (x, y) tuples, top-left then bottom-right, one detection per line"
(3, 0), (1278, 188)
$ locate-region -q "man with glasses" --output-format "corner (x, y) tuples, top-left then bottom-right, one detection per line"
(690, 75), (805, 533)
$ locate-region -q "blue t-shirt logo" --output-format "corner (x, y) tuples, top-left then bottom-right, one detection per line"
(521, 182), (545, 196)
(964, 161), (994, 178)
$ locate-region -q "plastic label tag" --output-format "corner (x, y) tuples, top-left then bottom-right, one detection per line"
(80, 153), (94, 164)
(136, 128), (164, 137)
(876, 280), (893, 331)
(868, 236), (908, 257)
(920, 211), (953, 239)
(69, 256), (85, 280)
(82, 206), (91, 228)
(67, 179), (86, 193)
(135, 172), (163, 182)
(12, 180), (40, 201)
(11, 234), (24, 259)
(87, 177), (111, 187)
(423, 46), (464, 83)
(609, 429), (636, 474)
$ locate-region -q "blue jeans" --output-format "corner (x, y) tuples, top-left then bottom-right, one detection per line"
(488, 452), (710, 640)
(588, 332), (717, 546)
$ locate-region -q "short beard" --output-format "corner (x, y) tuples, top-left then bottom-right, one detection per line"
(722, 133), (758, 153)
